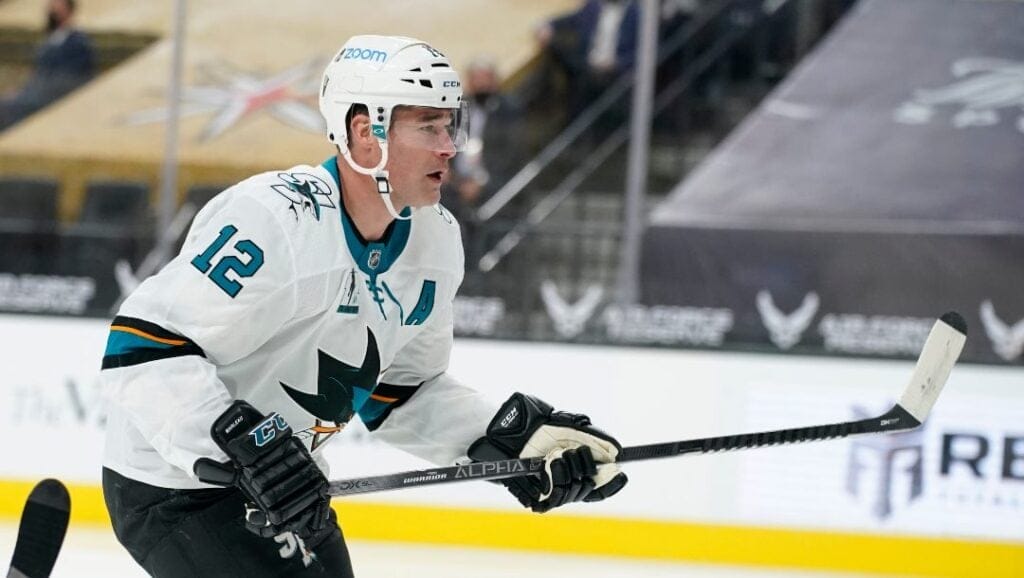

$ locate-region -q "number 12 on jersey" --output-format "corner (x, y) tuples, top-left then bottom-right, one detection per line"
(191, 225), (265, 298)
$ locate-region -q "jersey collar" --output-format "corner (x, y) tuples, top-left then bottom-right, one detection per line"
(321, 156), (411, 277)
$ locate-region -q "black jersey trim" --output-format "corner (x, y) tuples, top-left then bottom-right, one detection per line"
(102, 317), (206, 369)
(361, 382), (422, 432)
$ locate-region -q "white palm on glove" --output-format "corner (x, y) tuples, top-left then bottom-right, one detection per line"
(467, 393), (628, 512)
(519, 424), (623, 501)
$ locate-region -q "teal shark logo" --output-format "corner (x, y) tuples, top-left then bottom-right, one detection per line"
(290, 179), (321, 220)
(271, 172), (336, 221)
(280, 328), (380, 423)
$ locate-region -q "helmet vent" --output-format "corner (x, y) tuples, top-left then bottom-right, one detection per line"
(400, 78), (415, 84)
(431, 63), (450, 68)
(408, 67), (422, 72)
(419, 79), (433, 88)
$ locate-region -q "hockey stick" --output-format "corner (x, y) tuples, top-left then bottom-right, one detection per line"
(6, 479), (70, 578)
(327, 311), (967, 497)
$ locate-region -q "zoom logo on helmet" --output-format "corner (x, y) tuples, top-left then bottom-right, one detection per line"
(338, 48), (388, 63)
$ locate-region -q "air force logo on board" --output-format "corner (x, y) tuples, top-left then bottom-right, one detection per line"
(980, 300), (1024, 361)
(539, 280), (604, 339)
(756, 290), (820, 350)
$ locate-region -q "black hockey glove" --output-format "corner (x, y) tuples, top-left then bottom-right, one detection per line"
(193, 400), (330, 539)
(467, 393), (628, 513)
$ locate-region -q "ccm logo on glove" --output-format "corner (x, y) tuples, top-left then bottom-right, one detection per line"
(500, 406), (519, 428)
(250, 414), (289, 447)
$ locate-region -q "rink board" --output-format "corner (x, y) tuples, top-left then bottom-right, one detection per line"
(641, 0), (1024, 364)
(0, 314), (1021, 576)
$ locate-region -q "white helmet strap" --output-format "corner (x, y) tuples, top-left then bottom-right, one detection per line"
(375, 175), (409, 222)
(338, 138), (411, 221)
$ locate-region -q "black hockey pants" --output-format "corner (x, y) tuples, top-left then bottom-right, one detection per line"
(102, 468), (355, 577)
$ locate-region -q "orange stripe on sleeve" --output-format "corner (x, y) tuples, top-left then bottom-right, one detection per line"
(110, 325), (189, 346)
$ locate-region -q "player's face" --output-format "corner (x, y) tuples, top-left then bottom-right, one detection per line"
(386, 106), (457, 208)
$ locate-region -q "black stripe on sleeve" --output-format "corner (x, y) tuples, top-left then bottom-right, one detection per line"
(361, 382), (422, 432)
(101, 317), (206, 370)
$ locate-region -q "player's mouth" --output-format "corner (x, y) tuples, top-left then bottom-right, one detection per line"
(426, 170), (445, 184)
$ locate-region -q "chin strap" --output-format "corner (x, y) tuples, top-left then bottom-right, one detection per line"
(340, 141), (411, 221)
(374, 173), (410, 221)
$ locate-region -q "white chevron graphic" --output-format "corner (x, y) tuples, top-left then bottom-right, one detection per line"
(756, 290), (820, 350)
(540, 281), (604, 339)
(980, 300), (1024, 361)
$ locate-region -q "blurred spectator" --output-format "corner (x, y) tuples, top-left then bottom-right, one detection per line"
(535, 0), (640, 122)
(444, 58), (524, 270)
(0, 0), (95, 131)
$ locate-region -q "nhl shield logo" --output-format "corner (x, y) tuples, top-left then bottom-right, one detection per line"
(367, 249), (382, 270)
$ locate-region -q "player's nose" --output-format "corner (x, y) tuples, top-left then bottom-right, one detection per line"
(435, 130), (457, 158)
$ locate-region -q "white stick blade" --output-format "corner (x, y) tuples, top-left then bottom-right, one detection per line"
(898, 312), (967, 423)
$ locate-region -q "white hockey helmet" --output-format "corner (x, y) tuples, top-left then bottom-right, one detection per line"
(320, 35), (467, 148)
(319, 35), (467, 218)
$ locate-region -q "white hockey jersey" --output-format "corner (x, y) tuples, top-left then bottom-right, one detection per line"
(100, 157), (498, 489)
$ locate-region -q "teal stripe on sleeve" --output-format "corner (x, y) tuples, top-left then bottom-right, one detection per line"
(101, 316), (206, 370)
(104, 330), (175, 357)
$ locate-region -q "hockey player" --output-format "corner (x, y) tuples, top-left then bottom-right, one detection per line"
(99, 35), (628, 577)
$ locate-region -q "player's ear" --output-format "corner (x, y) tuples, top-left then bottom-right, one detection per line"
(348, 112), (373, 151)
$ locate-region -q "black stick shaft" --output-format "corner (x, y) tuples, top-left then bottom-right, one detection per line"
(327, 404), (920, 497)
(617, 404), (918, 462)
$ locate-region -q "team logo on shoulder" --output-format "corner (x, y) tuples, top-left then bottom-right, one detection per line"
(272, 172), (336, 221)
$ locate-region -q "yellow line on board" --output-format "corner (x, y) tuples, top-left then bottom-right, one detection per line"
(0, 480), (1020, 578)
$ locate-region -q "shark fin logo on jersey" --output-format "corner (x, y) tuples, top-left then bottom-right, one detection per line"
(756, 290), (819, 350)
(980, 300), (1024, 361)
(280, 328), (380, 426)
(272, 172), (336, 221)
